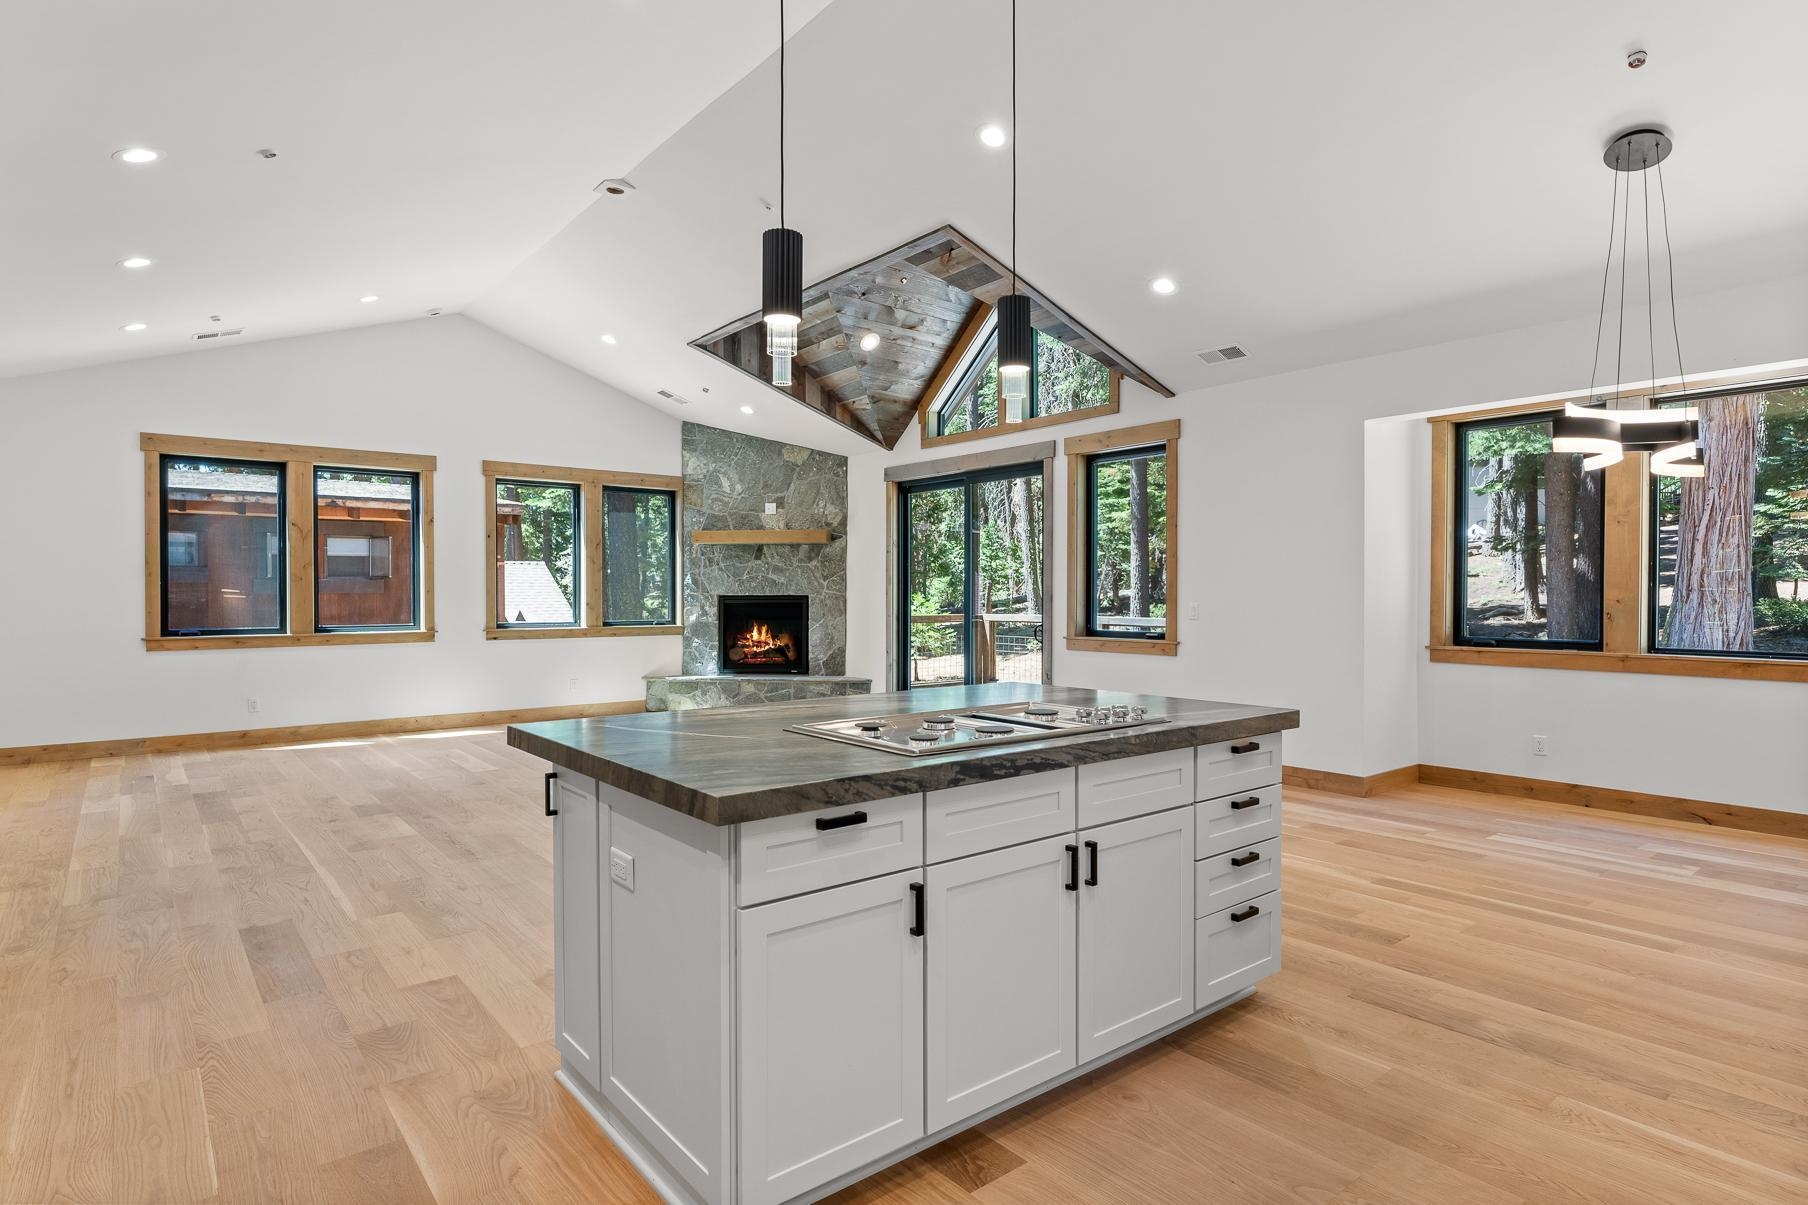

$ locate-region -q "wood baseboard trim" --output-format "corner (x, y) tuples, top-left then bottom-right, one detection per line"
(0, 700), (646, 767)
(1284, 764), (1420, 797)
(1416, 764), (1808, 841)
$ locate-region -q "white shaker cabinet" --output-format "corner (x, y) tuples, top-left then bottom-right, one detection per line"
(924, 833), (1078, 1131)
(737, 870), (926, 1205)
(550, 770), (605, 1093)
(1076, 804), (1197, 1063)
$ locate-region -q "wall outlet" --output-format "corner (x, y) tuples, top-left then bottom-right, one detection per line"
(1532, 734), (1549, 757)
(763, 501), (778, 515)
(568, 677), (578, 690)
(609, 847), (635, 891)
(246, 698), (260, 714)
(1187, 603), (1200, 621)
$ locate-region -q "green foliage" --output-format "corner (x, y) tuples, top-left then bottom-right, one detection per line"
(1756, 597), (1808, 636)
(500, 483), (578, 606)
(1751, 387), (1808, 588)
(1090, 452), (1167, 620)
(1033, 332), (1111, 415)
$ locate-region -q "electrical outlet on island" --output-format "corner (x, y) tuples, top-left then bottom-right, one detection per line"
(609, 847), (635, 891)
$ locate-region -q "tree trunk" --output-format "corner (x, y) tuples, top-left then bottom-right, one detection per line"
(1012, 477), (1038, 614)
(1128, 459), (1150, 617)
(1668, 394), (1760, 650)
(1543, 454), (1603, 641)
(1517, 476), (1543, 620)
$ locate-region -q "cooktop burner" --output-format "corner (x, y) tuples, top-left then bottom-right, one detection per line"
(787, 700), (1168, 756)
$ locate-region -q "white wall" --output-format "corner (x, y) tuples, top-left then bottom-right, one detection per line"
(846, 272), (1808, 814)
(0, 316), (684, 748)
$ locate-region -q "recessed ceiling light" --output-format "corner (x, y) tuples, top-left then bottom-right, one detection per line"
(359, 295), (379, 304)
(1149, 276), (1178, 295)
(740, 405), (755, 415)
(113, 147), (161, 165)
(860, 332), (881, 352)
(121, 322), (148, 332)
(600, 333), (618, 345)
(119, 256), (153, 270)
(977, 123), (1008, 148)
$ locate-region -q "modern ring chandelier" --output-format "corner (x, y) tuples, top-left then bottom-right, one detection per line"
(1551, 127), (1702, 478)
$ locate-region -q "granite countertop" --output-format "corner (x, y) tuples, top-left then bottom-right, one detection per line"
(509, 683), (1298, 826)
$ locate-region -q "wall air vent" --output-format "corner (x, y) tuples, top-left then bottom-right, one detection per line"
(191, 328), (245, 341)
(656, 389), (692, 406)
(1195, 344), (1248, 365)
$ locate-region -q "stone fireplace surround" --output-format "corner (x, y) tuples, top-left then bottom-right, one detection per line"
(645, 424), (871, 712)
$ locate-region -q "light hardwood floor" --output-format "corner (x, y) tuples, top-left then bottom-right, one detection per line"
(1, 730), (1803, 1204)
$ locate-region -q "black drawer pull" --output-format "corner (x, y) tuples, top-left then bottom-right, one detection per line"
(1230, 905), (1261, 923)
(1065, 844), (1079, 892)
(909, 882), (925, 936)
(1228, 796), (1262, 811)
(1084, 840), (1099, 886)
(544, 771), (558, 817)
(1230, 851), (1261, 867)
(815, 810), (868, 831)
(1230, 741), (1261, 755)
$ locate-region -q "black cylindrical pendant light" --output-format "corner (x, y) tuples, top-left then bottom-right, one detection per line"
(996, 0), (1032, 420)
(762, 0), (803, 388)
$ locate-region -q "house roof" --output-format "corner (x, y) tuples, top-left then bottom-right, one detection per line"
(166, 469), (413, 503)
(501, 561), (576, 625)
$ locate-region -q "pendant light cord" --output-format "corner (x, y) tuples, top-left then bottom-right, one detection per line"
(1613, 153), (1630, 410)
(1657, 158), (1686, 391)
(778, 0), (786, 230)
(1010, 0), (1018, 293)
(1643, 154), (1655, 401)
(1587, 162), (1620, 404)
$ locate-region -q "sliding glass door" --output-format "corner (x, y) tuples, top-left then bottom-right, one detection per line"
(898, 463), (1046, 688)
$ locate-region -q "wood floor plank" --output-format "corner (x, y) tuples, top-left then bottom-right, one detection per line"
(2, 733), (1803, 1203)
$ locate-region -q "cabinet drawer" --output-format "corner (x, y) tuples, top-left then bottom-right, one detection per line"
(1195, 890), (1281, 1007)
(1195, 784), (1282, 859)
(926, 770), (1075, 863)
(736, 795), (923, 906)
(1076, 749), (1194, 829)
(1194, 838), (1280, 917)
(1195, 732), (1283, 800)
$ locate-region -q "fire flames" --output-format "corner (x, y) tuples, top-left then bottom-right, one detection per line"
(728, 620), (797, 665)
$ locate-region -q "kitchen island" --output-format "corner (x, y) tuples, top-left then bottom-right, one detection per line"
(511, 683), (1298, 1205)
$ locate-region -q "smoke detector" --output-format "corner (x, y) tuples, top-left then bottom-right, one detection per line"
(1195, 344), (1248, 364)
(1626, 49), (1647, 69)
(595, 177), (636, 196)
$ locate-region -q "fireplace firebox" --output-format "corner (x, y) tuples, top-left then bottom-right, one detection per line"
(718, 594), (809, 674)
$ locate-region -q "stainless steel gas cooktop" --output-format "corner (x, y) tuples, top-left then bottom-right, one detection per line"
(787, 700), (1168, 756)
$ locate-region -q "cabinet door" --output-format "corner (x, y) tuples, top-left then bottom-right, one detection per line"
(925, 835), (1076, 1132)
(1077, 805), (1195, 1063)
(738, 870), (925, 1205)
(551, 771), (604, 1092)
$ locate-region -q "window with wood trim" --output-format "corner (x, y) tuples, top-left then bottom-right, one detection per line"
(482, 461), (681, 639)
(923, 308), (1120, 447)
(1065, 420), (1179, 655)
(1428, 373), (1808, 682)
(1452, 412), (1604, 649)
(143, 434), (435, 649)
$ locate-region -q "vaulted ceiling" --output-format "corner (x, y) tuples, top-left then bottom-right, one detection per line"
(691, 227), (1170, 448)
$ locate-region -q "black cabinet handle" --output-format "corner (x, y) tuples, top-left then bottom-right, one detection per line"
(1230, 851), (1261, 867)
(544, 771), (558, 817)
(1229, 796), (1261, 811)
(1065, 844), (1079, 892)
(815, 810), (868, 831)
(1230, 741), (1261, 755)
(1231, 905), (1261, 923)
(1084, 840), (1099, 886)
(909, 882), (925, 937)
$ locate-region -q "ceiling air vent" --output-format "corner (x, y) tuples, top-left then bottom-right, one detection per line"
(656, 389), (691, 406)
(1195, 344), (1248, 365)
(191, 328), (245, 342)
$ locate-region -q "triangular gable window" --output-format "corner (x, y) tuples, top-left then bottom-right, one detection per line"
(929, 308), (1114, 437)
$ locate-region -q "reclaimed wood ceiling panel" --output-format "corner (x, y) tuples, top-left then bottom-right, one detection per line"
(692, 225), (1172, 449)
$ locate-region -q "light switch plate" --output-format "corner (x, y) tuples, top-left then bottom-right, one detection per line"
(609, 847), (635, 891)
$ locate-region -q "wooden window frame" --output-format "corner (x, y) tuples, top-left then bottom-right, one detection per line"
(1064, 420), (1180, 656)
(482, 460), (682, 640)
(1427, 381), (1808, 683)
(142, 433), (436, 650)
(918, 305), (1122, 450)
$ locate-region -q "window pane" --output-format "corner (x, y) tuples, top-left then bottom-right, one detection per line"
(495, 480), (580, 626)
(974, 472), (1044, 682)
(1456, 416), (1603, 646)
(315, 468), (418, 630)
(1088, 448), (1168, 638)
(1653, 385), (1808, 659)
(938, 333), (1000, 436)
(904, 483), (967, 686)
(162, 457), (285, 634)
(603, 488), (675, 625)
(1031, 331), (1111, 416)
